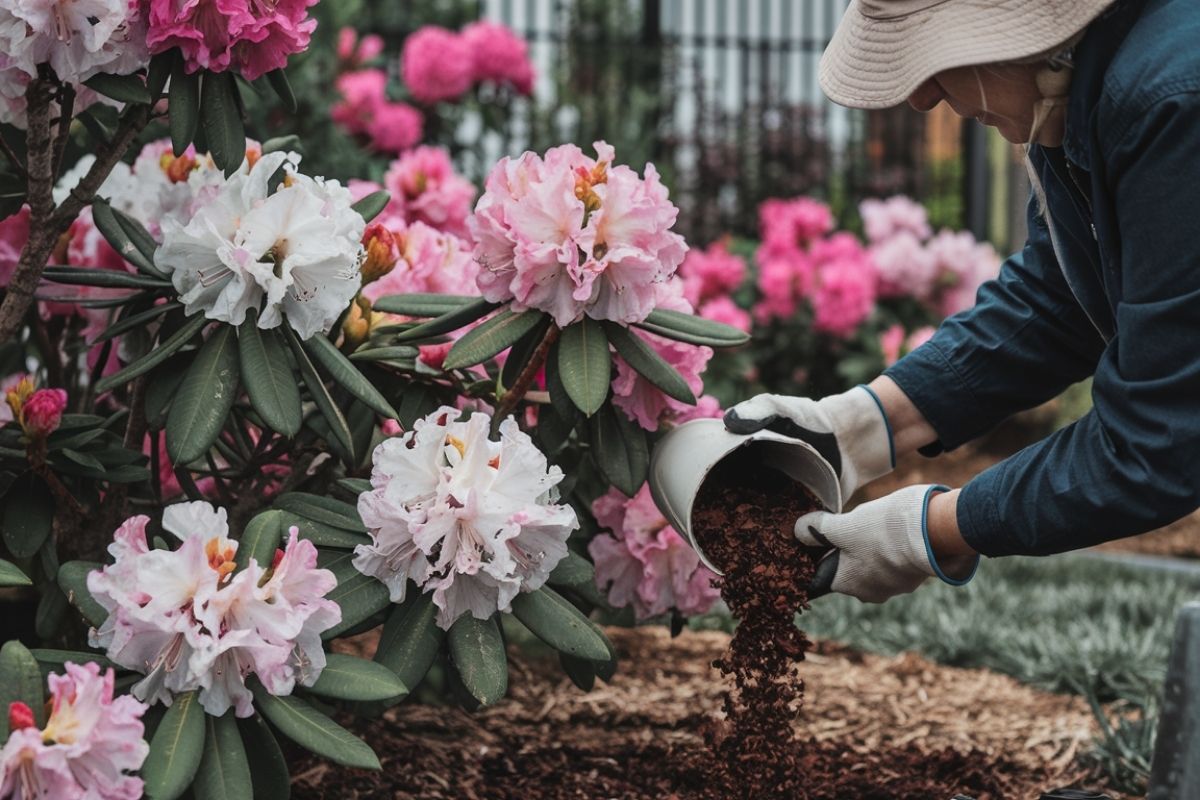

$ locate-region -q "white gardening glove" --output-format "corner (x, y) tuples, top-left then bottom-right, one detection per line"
(724, 386), (895, 501)
(796, 484), (979, 604)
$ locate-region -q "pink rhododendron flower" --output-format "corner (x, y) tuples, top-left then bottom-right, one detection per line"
(337, 27), (383, 68)
(612, 326), (712, 431)
(332, 70), (424, 154)
(589, 485), (720, 620)
(927, 229), (1001, 316)
(21, 388), (67, 437)
(674, 394), (723, 424)
(401, 26), (474, 104)
(383, 147), (476, 239)
(146, 0), (319, 80)
(87, 503), (339, 716)
(355, 407), (578, 629)
(366, 101), (424, 154)
(753, 249), (812, 324)
(859, 195), (932, 244)
(698, 296), (751, 334)
(679, 239), (746, 307)
(462, 21), (535, 95)
(759, 197), (833, 251)
(879, 324), (905, 367)
(471, 141), (687, 327)
(906, 325), (936, 352)
(362, 221), (479, 300)
(0, 662), (148, 800)
(0, 206), (29, 287)
(871, 229), (938, 299)
(811, 254), (877, 338)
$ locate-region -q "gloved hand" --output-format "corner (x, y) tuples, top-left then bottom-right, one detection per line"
(724, 386), (895, 502)
(796, 484), (979, 603)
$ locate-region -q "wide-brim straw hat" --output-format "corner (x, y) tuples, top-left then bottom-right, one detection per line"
(820, 0), (1117, 109)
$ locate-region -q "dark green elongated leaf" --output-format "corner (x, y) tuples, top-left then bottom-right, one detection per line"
(350, 190), (390, 224)
(143, 691), (205, 800)
(548, 551), (595, 589)
(238, 316), (301, 436)
(510, 587), (610, 661)
(237, 714), (290, 800)
(93, 301), (182, 345)
(501, 313), (554, 388)
(144, 353), (192, 429)
(348, 345), (419, 363)
(283, 326), (354, 456)
(89, 201), (166, 278)
(305, 653), (407, 702)
(236, 510), (284, 573)
(337, 477), (372, 496)
(251, 685), (380, 769)
(201, 72), (245, 177)
(30, 650), (115, 669)
(193, 713), (252, 800)
(594, 635), (618, 682)
(372, 293), (478, 318)
(77, 108), (114, 145)
(559, 653), (596, 691)
(57, 561), (107, 628)
(147, 51), (172, 98)
(0, 641), (45, 736)
(2, 473), (53, 558)
(557, 317), (611, 416)
(261, 134), (301, 155)
(590, 404), (649, 497)
(321, 573), (392, 640)
(61, 447), (106, 472)
(281, 513), (369, 549)
(35, 583), (69, 639)
(447, 614), (508, 706)
(168, 59), (200, 156)
(301, 334), (398, 421)
(443, 310), (547, 371)
(84, 72), (151, 105)
(375, 592), (444, 692)
(275, 492), (364, 533)
(42, 265), (169, 289)
(545, 342), (578, 424)
(95, 312), (206, 395)
(392, 298), (500, 343)
(265, 68), (297, 113)
(635, 308), (750, 347)
(167, 324), (239, 464)
(0, 558), (30, 587)
(603, 321), (696, 404)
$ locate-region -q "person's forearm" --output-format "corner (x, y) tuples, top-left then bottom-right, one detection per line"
(867, 375), (938, 457)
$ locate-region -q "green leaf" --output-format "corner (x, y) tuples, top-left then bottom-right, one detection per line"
(337, 477), (372, 496)
(237, 714), (290, 800)
(84, 72), (151, 105)
(0, 558), (30, 587)
(265, 68), (297, 113)
(143, 691), (205, 800)
(236, 510), (284, 573)
(443, 310), (547, 371)
(274, 492), (364, 533)
(2, 473), (53, 558)
(559, 653), (596, 691)
(350, 190), (390, 224)
(557, 317), (611, 416)
(322, 573), (392, 640)
(301, 334), (398, 421)
(95, 312), (206, 395)
(590, 404), (649, 497)
(89, 200), (168, 279)
(238, 315), (301, 436)
(305, 653), (407, 702)
(42, 265), (170, 289)
(0, 641), (45, 736)
(93, 301), (182, 345)
(193, 713), (253, 800)
(635, 308), (750, 347)
(392, 298), (500, 343)
(167, 324), (239, 465)
(371, 293), (478, 318)
(30, 650), (115, 670)
(548, 551), (595, 589)
(283, 326), (354, 457)
(144, 353), (192, 430)
(282, 513), (369, 549)
(251, 685), (380, 769)
(200, 72), (246, 177)
(374, 592), (444, 693)
(35, 583), (69, 639)
(168, 59), (200, 156)
(147, 51), (172, 98)
(348, 345), (419, 363)
(447, 614), (508, 706)
(603, 321), (696, 404)
(57, 561), (107, 628)
(510, 587), (610, 661)
(261, 134), (301, 155)
(0, 173), (26, 221)
(500, 313), (554, 388)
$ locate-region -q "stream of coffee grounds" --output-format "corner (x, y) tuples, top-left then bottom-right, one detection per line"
(691, 453), (824, 799)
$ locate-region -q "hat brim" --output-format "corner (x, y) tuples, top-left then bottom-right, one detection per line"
(820, 0), (1115, 110)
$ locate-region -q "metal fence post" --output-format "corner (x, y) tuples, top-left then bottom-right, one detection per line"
(962, 120), (990, 242)
(1148, 602), (1200, 799)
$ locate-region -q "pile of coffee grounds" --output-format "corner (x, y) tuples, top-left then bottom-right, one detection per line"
(689, 453), (826, 799)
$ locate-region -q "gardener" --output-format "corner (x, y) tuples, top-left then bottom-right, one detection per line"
(726, 0), (1200, 602)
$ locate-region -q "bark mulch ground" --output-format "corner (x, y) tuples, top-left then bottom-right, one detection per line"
(293, 626), (1118, 799)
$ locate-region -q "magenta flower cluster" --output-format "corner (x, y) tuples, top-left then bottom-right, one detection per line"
(402, 20), (535, 105)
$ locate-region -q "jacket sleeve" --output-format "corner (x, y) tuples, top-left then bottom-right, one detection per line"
(883, 192), (1106, 453)
(958, 92), (1200, 556)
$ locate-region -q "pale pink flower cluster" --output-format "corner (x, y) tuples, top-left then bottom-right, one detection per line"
(145, 0), (318, 80)
(355, 408), (577, 630)
(382, 147), (477, 240)
(362, 220), (479, 301)
(471, 141), (687, 328)
(859, 195), (932, 244)
(401, 21), (535, 104)
(926, 229), (1001, 316)
(677, 239), (751, 333)
(87, 502), (341, 717)
(0, 206), (29, 287)
(0, 662), (148, 800)
(759, 197), (834, 252)
(809, 233), (877, 338)
(879, 324), (936, 367)
(589, 485), (720, 621)
(332, 69), (424, 155)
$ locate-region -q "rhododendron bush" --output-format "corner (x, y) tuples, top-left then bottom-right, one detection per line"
(0, 5), (751, 797)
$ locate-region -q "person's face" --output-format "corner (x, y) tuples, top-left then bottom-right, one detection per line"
(907, 63), (1047, 144)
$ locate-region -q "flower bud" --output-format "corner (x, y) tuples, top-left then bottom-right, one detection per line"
(360, 223), (400, 285)
(22, 388), (67, 438)
(342, 295), (373, 349)
(4, 375), (34, 423)
(8, 701), (35, 732)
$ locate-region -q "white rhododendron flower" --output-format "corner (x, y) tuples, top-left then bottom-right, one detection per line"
(155, 151), (366, 340)
(355, 407), (578, 629)
(86, 502), (341, 717)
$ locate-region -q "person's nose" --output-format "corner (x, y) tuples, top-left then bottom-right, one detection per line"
(907, 79), (944, 113)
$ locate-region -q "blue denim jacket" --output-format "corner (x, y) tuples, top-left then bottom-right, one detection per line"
(884, 0), (1200, 556)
